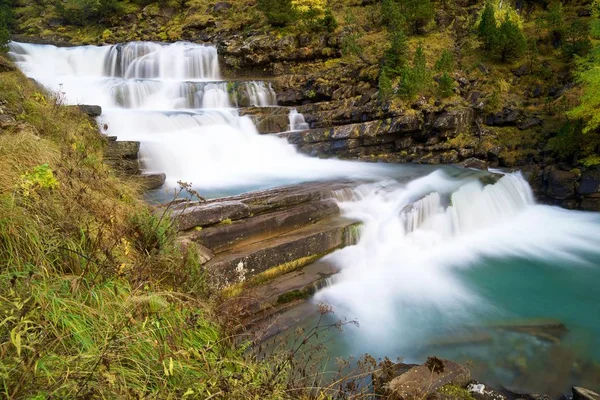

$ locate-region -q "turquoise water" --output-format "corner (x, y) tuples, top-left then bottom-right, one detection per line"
(290, 252), (600, 395)
(293, 174), (600, 396)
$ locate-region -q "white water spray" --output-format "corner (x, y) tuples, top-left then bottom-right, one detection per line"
(316, 170), (600, 356)
(289, 108), (310, 131)
(8, 41), (393, 190)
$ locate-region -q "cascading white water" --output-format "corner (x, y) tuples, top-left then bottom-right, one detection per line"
(8, 41), (393, 191)
(105, 41), (221, 80)
(289, 108), (310, 131)
(316, 170), (600, 357)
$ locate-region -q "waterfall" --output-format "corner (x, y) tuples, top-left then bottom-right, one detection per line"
(104, 41), (220, 80)
(289, 109), (309, 131)
(7, 41), (393, 192)
(316, 170), (600, 355)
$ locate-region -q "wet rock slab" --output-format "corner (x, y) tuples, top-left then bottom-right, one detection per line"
(168, 180), (363, 286)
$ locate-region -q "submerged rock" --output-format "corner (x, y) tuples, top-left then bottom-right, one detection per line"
(462, 157), (488, 170)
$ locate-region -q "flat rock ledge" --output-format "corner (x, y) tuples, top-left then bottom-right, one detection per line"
(166, 181), (364, 312)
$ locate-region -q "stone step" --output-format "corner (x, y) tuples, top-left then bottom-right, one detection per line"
(169, 180), (360, 231)
(204, 216), (360, 287)
(239, 106), (291, 134)
(233, 259), (339, 323)
(182, 199), (340, 253)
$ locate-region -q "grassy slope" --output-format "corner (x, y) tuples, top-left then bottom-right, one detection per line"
(0, 61), (293, 399)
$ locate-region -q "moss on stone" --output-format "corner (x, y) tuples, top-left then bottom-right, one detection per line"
(437, 384), (475, 400)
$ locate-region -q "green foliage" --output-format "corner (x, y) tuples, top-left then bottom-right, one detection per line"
(381, 0), (403, 30)
(321, 8), (338, 32)
(0, 0), (12, 51)
(257, 0), (295, 27)
(478, 2), (497, 52)
(435, 49), (455, 73)
(562, 20), (592, 60)
(582, 155), (600, 167)
(437, 72), (455, 98)
(546, 1), (565, 48)
(56, 0), (122, 26)
(545, 120), (584, 161)
(378, 69), (394, 99)
(383, 26), (409, 73)
(257, 0), (335, 31)
(592, 0), (600, 39)
(19, 163), (59, 197)
(411, 44), (431, 92)
(401, 0), (434, 35)
(492, 13), (527, 62)
(568, 17), (600, 135)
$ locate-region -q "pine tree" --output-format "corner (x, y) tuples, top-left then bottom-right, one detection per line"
(492, 13), (527, 62)
(384, 26), (409, 73)
(412, 44), (431, 92)
(381, 0), (402, 31)
(435, 49), (455, 73)
(477, 2), (497, 52)
(402, 0), (435, 35)
(437, 72), (455, 98)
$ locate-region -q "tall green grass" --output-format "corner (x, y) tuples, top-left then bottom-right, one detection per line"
(0, 64), (295, 399)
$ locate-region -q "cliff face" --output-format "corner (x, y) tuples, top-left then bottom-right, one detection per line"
(11, 0), (600, 209)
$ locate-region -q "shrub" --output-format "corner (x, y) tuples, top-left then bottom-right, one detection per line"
(0, 0), (12, 51)
(562, 20), (592, 60)
(437, 72), (455, 98)
(257, 0), (296, 27)
(56, 0), (122, 26)
(435, 49), (455, 73)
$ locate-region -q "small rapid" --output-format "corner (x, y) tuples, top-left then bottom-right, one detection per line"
(314, 171), (600, 391)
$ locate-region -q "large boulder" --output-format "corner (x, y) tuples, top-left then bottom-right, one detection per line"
(138, 172), (166, 191)
(432, 109), (474, 133)
(385, 357), (471, 400)
(577, 169), (600, 197)
(485, 108), (522, 127)
(462, 158), (488, 170)
(77, 104), (102, 117)
(544, 166), (577, 200)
